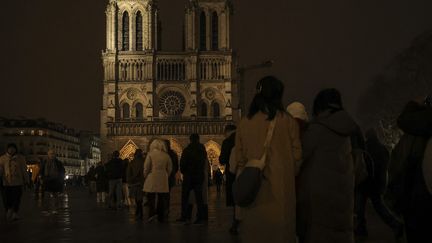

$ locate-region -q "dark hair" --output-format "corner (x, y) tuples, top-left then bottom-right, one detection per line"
(247, 76), (286, 120)
(6, 143), (18, 152)
(112, 150), (120, 158)
(134, 149), (143, 158)
(224, 124), (237, 133)
(313, 88), (343, 116)
(190, 133), (200, 143)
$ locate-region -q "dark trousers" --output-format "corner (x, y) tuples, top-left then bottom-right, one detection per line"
(355, 188), (401, 234)
(147, 193), (169, 221)
(181, 179), (205, 221)
(404, 176), (432, 243)
(4, 186), (23, 212)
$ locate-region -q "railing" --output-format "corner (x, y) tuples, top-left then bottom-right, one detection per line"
(106, 120), (233, 137)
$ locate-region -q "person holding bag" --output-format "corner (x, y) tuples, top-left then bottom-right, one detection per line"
(233, 76), (302, 243)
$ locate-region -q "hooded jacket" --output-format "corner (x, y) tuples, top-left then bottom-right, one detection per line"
(297, 110), (358, 243)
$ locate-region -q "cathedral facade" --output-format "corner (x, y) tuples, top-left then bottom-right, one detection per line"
(100, 0), (238, 167)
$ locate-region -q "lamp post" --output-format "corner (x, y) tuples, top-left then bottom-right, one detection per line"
(236, 60), (274, 118)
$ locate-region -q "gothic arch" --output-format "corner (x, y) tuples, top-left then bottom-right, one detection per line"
(199, 11), (207, 51)
(121, 102), (131, 119)
(204, 140), (221, 172)
(200, 100), (209, 117)
(167, 137), (183, 159)
(119, 139), (138, 160)
(211, 11), (219, 50)
(135, 11), (143, 51)
(122, 11), (130, 51)
(211, 101), (221, 118)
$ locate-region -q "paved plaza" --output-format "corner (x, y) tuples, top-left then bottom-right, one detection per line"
(0, 186), (395, 243)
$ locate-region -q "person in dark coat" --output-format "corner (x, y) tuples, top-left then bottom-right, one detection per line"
(86, 166), (96, 194)
(176, 133), (208, 225)
(387, 96), (432, 243)
(354, 129), (403, 239)
(298, 89), (357, 243)
(94, 161), (108, 203)
(40, 149), (65, 214)
(105, 151), (124, 209)
(165, 139), (179, 215)
(127, 149), (145, 219)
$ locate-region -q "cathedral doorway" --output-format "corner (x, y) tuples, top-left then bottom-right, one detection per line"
(119, 139), (139, 161)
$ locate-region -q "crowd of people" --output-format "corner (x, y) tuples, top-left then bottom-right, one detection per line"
(0, 75), (431, 243)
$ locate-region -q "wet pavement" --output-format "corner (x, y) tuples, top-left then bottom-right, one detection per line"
(0, 186), (395, 243)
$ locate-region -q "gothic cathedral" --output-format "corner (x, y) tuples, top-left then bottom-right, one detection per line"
(100, 0), (237, 167)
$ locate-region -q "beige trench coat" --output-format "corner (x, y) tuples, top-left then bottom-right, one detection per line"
(143, 150), (172, 193)
(234, 112), (301, 243)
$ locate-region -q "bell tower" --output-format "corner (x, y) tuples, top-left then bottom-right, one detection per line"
(184, 0), (232, 51)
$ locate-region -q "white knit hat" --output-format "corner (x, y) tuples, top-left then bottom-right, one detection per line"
(287, 102), (309, 121)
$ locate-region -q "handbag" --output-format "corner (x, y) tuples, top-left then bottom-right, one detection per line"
(233, 117), (277, 207)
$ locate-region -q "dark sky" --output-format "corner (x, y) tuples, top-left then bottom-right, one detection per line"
(1, 0), (432, 133)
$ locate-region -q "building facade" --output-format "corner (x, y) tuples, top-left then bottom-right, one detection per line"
(0, 118), (84, 176)
(100, 0), (238, 167)
(79, 131), (102, 174)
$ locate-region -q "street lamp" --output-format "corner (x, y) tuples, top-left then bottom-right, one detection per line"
(236, 60), (274, 117)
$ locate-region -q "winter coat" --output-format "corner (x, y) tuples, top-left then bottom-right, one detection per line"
(94, 164), (108, 192)
(180, 142), (208, 185)
(127, 156), (145, 186)
(234, 111), (302, 243)
(0, 153), (29, 186)
(387, 101), (432, 214)
(143, 150), (172, 193)
(105, 158), (124, 180)
(297, 110), (358, 243)
(40, 158), (65, 180)
(219, 132), (236, 206)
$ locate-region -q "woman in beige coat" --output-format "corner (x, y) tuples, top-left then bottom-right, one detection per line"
(143, 139), (172, 222)
(234, 76), (302, 243)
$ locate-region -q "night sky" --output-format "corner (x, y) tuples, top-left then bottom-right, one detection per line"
(1, 0), (432, 133)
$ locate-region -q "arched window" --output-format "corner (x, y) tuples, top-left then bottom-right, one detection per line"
(135, 103), (144, 119)
(122, 103), (130, 119)
(122, 12), (130, 51)
(136, 11), (143, 51)
(211, 12), (219, 51)
(201, 103), (208, 117)
(212, 102), (220, 118)
(199, 12), (207, 51)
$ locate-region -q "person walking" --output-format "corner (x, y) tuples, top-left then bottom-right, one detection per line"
(219, 124), (239, 234)
(40, 149), (65, 215)
(297, 88), (358, 243)
(143, 139), (172, 223)
(94, 162), (108, 204)
(127, 149), (145, 219)
(387, 96), (432, 243)
(0, 143), (29, 221)
(86, 166), (96, 195)
(177, 133), (208, 225)
(213, 167), (223, 195)
(354, 129), (403, 240)
(233, 76), (302, 243)
(105, 151), (124, 210)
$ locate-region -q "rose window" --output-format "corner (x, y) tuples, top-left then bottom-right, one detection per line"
(159, 91), (186, 116)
